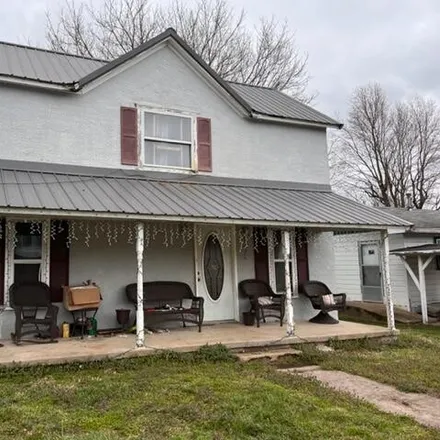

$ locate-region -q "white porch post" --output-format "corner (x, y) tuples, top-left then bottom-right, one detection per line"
(135, 222), (145, 348)
(282, 230), (295, 336)
(417, 255), (429, 324)
(381, 231), (396, 332)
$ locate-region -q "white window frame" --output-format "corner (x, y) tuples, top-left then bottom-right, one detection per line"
(267, 229), (299, 298)
(140, 108), (195, 171)
(4, 220), (50, 306)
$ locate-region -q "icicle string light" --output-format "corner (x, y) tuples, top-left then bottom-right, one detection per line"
(0, 217), (368, 254)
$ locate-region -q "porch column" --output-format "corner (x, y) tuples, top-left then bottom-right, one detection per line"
(135, 222), (145, 348)
(417, 255), (429, 324)
(282, 230), (295, 336)
(381, 231), (396, 332)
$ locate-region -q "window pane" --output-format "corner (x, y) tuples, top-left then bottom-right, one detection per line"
(361, 244), (379, 265)
(145, 141), (191, 168)
(275, 261), (293, 292)
(144, 113), (191, 142)
(362, 266), (381, 287)
(274, 231), (291, 260)
(14, 264), (41, 284)
(14, 223), (42, 260)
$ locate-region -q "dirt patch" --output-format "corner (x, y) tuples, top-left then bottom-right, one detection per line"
(285, 368), (440, 429)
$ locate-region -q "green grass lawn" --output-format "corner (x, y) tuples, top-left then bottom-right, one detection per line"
(0, 345), (437, 440)
(274, 325), (440, 398)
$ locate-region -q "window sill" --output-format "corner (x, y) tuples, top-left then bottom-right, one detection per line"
(139, 165), (197, 174)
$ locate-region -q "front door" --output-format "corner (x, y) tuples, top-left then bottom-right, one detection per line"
(195, 226), (235, 321)
(360, 242), (383, 302)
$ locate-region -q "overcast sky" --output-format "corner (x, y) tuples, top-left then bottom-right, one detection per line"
(1, 0), (439, 119)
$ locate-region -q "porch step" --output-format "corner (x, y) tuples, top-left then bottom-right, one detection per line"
(344, 301), (424, 324)
(236, 348), (302, 362)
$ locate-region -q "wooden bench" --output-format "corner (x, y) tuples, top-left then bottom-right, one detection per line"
(125, 281), (204, 332)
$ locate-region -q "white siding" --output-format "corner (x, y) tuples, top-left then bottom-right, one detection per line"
(404, 235), (440, 310)
(387, 234), (409, 309)
(0, 44), (330, 184)
(334, 232), (379, 301)
(334, 232), (410, 309)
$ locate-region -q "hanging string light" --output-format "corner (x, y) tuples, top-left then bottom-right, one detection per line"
(0, 215), (367, 256)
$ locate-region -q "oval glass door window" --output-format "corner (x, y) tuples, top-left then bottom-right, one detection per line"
(203, 234), (224, 301)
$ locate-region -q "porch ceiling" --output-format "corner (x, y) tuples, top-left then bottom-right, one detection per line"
(0, 161), (410, 229)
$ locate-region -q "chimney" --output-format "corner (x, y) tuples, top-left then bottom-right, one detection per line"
(406, 193), (413, 210)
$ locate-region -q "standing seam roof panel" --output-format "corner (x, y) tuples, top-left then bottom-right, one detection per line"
(0, 168), (410, 227)
(182, 183), (260, 219)
(148, 181), (208, 217)
(192, 184), (266, 220)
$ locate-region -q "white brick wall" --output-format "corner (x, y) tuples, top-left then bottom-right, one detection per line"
(0, 43), (330, 184)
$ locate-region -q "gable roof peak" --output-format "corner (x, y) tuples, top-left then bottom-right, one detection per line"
(0, 28), (341, 128)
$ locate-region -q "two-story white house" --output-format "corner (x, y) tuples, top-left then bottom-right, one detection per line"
(0, 28), (406, 342)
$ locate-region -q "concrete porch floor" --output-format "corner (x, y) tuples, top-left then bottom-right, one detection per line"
(0, 320), (392, 367)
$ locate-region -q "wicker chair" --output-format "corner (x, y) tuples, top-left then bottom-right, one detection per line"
(299, 280), (346, 324)
(9, 282), (59, 345)
(238, 279), (285, 327)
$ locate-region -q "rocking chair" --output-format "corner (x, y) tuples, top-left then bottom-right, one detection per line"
(9, 282), (59, 345)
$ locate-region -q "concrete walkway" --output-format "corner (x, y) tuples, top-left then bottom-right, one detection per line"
(0, 321), (392, 367)
(286, 368), (440, 429)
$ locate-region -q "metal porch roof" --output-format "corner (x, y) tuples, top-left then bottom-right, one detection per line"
(0, 163), (409, 229)
(390, 244), (440, 255)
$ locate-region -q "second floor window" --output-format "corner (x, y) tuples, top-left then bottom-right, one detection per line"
(143, 111), (192, 169)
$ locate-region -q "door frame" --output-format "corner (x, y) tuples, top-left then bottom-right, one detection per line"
(193, 224), (239, 321)
(358, 240), (383, 302)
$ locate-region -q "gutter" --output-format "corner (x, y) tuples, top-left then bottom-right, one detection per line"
(250, 112), (343, 129)
(0, 75), (75, 92)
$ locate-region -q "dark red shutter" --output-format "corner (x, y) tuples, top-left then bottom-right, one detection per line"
(296, 229), (309, 284)
(121, 107), (138, 165)
(253, 228), (269, 283)
(197, 117), (212, 172)
(50, 221), (69, 302)
(0, 220), (4, 305)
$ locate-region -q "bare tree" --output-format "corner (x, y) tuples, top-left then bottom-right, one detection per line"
(46, 0), (311, 101)
(333, 83), (440, 209)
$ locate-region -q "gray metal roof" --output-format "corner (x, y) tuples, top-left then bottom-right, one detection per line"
(390, 244), (440, 255)
(0, 162), (409, 228)
(229, 82), (340, 127)
(0, 30), (340, 128)
(381, 207), (440, 230)
(0, 41), (105, 84)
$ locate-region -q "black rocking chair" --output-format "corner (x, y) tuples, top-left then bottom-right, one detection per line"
(238, 279), (285, 327)
(299, 280), (346, 324)
(9, 282), (59, 345)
